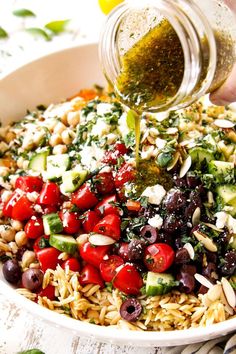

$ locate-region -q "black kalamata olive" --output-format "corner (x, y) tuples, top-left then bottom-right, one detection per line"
(15, 246), (27, 261)
(173, 174), (187, 188)
(189, 191), (202, 206)
(198, 285), (209, 295)
(140, 225), (157, 244)
(180, 264), (197, 276)
(22, 268), (44, 291)
(206, 252), (217, 264)
(219, 250), (236, 276)
(175, 248), (190, 264)
(163, 189), (187, 213)
(156, 232), (173, 246)
(2, 259), (21, 284)
(163, 214), (183, 233)
(175, 238), (183, 249)
(177, 272), (195, 293)
(217, 231), (230, 251)
(202, 262), (217, 280)
(139, 205), (159, 219)
(120, 298), (142, 322)
(186, 174), (201, 188)
(128, 239), (146, 261)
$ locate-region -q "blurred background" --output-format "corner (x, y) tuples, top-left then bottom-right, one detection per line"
(0, 0), (104, 75)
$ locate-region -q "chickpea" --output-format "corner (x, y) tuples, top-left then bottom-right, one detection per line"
(49, 133), (62, 147)
(5, 131), (16, 144)
(67, 111), (80, 127)
(0, 225), (16, 242)
(53, 122), (67, 135)
(61, 129), (75, 145)
(52, 144), (67, 155)
(21, 250), (36, 269)
(11, 220), (24, 231)
(17, 156), (24, 169)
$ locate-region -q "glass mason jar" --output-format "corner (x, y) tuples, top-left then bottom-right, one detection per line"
(99, 0), (236, 113)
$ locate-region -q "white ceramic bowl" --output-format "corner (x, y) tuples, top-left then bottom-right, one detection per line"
(0, 43), (235, 347)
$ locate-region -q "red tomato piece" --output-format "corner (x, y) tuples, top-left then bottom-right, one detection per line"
(144, 243), (175, 273)
(93, 214), (121, 241)
(81, 210), (101, 233)
(37, 247), (61, 272)
(79, 241), (110, 268)
(11, 194), (34, 221)
(2, 191), (21, 218)
(37, 284), (55, 300)
(61, 258), (80, 272)
(24, 216), (44, 239)
(94, 171), (115, 195)
(114, 163), (136, 188)
(94, 195), (120, 217)
(113, 264), (143, 295)
(99, 255), (124, 282)
(117, 242), (130, 262)
(59, 210), (81, 234)
(38, 182), (61, 205)
(71, 183), (98, 210)
(79, 264), (104, 288)
(102, 143), (128, 165)
(42, 205), (58, 214)
(15, 176), (43, 193)
(33, 235), (50, 253)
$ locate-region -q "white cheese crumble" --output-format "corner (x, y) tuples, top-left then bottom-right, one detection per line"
(96, 103), (113, 115)
(155, 137), (166, 149)
(79, 143), (104, 170)
(91, 119), (111, 138)
(215, 211), (236, 234)
(148, 214), (163, 229)
(141, 184), (166, 205)
(118, 112), (130, 139)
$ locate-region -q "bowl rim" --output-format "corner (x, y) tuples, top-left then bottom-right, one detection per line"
(0, 43), (235, 347)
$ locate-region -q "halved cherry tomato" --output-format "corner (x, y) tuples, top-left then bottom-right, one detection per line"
(102, 143), (128, 165)
(2, 191), (21, 218)
(71, 183), (98, 210)
(15, 176), (43, 193)
(42, 205), (58, 214)
(94, 195), (120, 217)
(126, 200), (141, 212)
(93, 214), (121, 241)
(37, 247), (61, 272)
(11, 194), (34, 221)
(79, 264), (104, 288)
(59, 210), (81, 234)
(113, 264), (143, 295)
(114, 163), (136, 188)
(94, 171), (115, 195)
(61, 258), (80, 272)
(99, 255), (124, 282)
(33, 235), (50, 253)
(37, 284), (55, 300)
(24, 216), (44, 239)
(117, 242), (130, 262)
(144, 243), (175, 273)
(81, 210), (101, 233)
(38, 182), (61, 205)
(79, 242), (110, 268)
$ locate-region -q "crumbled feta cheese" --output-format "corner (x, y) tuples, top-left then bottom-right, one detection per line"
(141, 145), (155, 160)
(91, 119), (111, 138)
(141, 184), (166, 205)
(155, 137), (166, 149)
(26, 191), (39, 202)
(148, 214), (163, 229)
(97, 103), (113, 115)
(215, 211), (236, 234)
(80, 144), (104, 170)
(118, 112), (130, 138)
(43, 102), (72, 120)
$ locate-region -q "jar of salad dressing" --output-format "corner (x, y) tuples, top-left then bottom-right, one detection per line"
(99, 0), (236, 113)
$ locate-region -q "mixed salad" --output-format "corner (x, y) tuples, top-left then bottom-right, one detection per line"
(0, 87), (235, 325)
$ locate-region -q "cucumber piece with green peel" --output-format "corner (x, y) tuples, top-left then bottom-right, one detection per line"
(216, 185), (236, 205)
(49, 234), (77, 254)
(208, 160), (234, 184)
(60, 169), (88, 193)
(29, 150), (49, 172)
(189, 147), (214, 164)
(44, 154), (70, 180)
(43, 213), (63, 235)
(146, 272), (176, 296)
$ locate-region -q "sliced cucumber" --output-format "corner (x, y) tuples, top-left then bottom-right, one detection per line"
(146, 272), (175, 296)
(43, 213), (63, 235)
(208, 160), (234, 184)
(49, 234), (77, 254)
(29, 150), (49, 172)
(217, 185), (236, 205)
(189, 147), (214, 164)
(60, 169), (88, 193)
(44, 154), (70, 180)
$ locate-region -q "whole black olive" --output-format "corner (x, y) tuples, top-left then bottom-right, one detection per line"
(163, 189), (187, 213)
(202, 262), (217, 280)
(186, 174), (201, 188)
(2, 259), (21, 284)
(175, 248), (190, 264)
(163, 214), (183, 233)
(120, 298), (142, 322)
(173, 174), (187, 188)
(180, 264), (197, 276)
(177, 272), (195, 293)
(140, 225), (157, 244)
(128, 239), (146, 261)
(219, 250), (236, 276)
(156, 232), (173, 246)
(22, 268), (44, 291)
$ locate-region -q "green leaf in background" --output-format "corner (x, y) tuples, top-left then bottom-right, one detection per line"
(12, 8), (36, 17)
(18, 349), (45, 354)
(0, 27), (8, 39)
(25, 27), (51, 41)
(126, 109), (138, 130)
(45, 19), (70, 34)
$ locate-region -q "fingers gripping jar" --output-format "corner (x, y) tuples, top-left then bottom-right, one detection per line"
(99, 0), (236, 112)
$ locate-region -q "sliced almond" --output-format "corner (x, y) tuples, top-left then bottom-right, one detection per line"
(192, 207), (201, 226)
(179, 155), (192, 178)
(207, 284), (222, 302)
(183, 243), (195, 260)
(76, 234), (89, 246)
(193, 230), (218, 252)
(194, 273), (214, 289)
(214, 119), (235, 129)
(167, 151), (180, 171)
(207, 191), (214, 205)
(221, 277), (236, 309)
(220, 287), (234, 315)
(89, 234), (116, 246)
(166, 127), (178, 135)
(204, 223), (223, 232)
